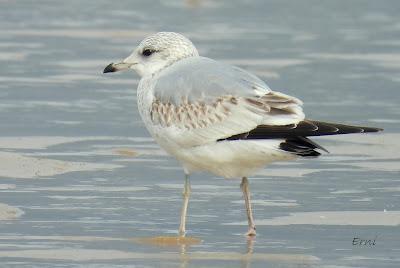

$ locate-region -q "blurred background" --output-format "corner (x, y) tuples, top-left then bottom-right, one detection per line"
(0, 0), (399, 267)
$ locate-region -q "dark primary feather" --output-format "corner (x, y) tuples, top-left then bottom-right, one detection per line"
(218, 120), (383, 157)
(279, 137), (323, 157)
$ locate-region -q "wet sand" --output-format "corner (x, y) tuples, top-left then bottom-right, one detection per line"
(1, 0), (399, 267)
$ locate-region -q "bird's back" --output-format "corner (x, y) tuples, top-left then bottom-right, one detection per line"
(152, 56), (271, 106)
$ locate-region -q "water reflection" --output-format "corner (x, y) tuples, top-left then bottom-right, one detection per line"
(129, 235), (319, 267)
(241, 237), (255, 268)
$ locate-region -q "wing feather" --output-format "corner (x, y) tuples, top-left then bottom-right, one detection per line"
(150, 91), (304, 147)
(219, 120), (383, 140)
(149, 57), (304, 147)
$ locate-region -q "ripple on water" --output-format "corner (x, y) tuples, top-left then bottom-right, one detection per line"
(226, 211), (400, 226)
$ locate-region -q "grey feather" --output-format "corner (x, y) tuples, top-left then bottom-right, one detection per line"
(153, 57), (270, 105)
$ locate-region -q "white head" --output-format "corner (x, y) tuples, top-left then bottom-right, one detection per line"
(104, 32), (199, 77)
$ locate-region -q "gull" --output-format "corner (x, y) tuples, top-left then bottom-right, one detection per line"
(103, 32), (382, 236)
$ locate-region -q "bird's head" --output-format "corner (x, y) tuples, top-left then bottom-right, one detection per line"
(103, 32), (199, 77)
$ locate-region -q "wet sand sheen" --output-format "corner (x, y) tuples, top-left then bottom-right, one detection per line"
(0, 203), (24, 220)
(226, 211), (400, 226)
(0, 151), (122, 179)
(0, 249), (320, 263)
(1, 1), (399, 267)
(132, 236), (202, 246)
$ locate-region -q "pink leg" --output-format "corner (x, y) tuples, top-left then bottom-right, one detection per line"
(178, 174), (191, 236)
(240, 177), (256, 236)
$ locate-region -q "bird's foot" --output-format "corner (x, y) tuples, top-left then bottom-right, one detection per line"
(245, 227), (256, 237)
(178, 229), (186, 237)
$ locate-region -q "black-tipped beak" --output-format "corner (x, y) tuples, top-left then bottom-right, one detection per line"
(103, 62), (135, 74)
(103, 63), (117, 73)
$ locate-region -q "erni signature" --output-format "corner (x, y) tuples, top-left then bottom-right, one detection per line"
(352, 236), (377, 246)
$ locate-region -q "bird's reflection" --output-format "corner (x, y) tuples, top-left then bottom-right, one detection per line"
(133, 235), (256, 268)
(179, 244), (189, 268)
(177, 236), (255, 268)
(240, 237), (255, 268)
(246, 236), (255, 254)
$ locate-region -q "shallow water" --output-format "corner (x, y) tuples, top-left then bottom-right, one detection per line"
(1, 0), (399, 267)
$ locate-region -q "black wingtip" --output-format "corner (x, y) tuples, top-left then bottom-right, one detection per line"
(297, 136), (329, 153)
(306, 120), (383, 136)
(103, 63), (116, 73)
(279, 137), (323, 158)
(361, 126), (384, 133)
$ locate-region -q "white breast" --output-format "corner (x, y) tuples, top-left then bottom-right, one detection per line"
(137, 77), (186, 156)
(137, 77), (154, 120)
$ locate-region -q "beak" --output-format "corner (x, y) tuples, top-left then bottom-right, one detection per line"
(103, 62), (135, 73)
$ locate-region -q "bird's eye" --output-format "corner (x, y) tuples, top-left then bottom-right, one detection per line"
(142, 49), (155, 57)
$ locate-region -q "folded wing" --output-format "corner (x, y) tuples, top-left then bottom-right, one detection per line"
(150, 57), (382, 153)
(151, 57), (305, 147)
